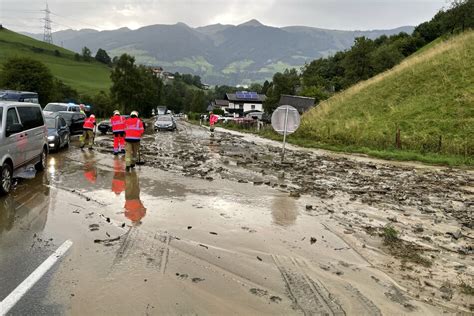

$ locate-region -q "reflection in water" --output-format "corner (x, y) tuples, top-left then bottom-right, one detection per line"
(125, 171), (146, 225)
(271, 196), (298, 227)
(83, 152), (97, 184)
(111, 158), (125, 196)
(48, 157), (56, 175)
(0, 172), (50, 238)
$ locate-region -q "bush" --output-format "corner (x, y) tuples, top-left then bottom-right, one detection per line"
(212, 108), (224, 115)
(187, 112), (201, 121)
(383, 225), (399, 244)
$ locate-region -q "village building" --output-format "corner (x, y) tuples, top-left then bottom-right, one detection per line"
(278, 95), (316, 114)
(224, 91), (266, 116)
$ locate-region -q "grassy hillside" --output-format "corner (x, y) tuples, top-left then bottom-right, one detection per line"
(295, 31), (474, 166)
(0, 28), (111, 94)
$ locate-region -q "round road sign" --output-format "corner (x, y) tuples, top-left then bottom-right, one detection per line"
(271, 105), (300, 135)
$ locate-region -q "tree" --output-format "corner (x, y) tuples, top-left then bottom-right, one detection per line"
(74, 53), (81, 61)
(342, 37), (376, 86)
(110, 54), (143, 114)
(261, 80), (271, 95)
(0, 57), (54, 105)
(190, 90), (207, 113)
(264, 69), (300, 113)
(110, 54), (163, 117)
(82, 46), (92, 62)
(249, 83), (263, 93)
(95, 48), (111, 65)
(92, 91), (114, 118)
(300, 86), (329, 104)
(370, 44), (404, 73)
(50, 78), (79, 103)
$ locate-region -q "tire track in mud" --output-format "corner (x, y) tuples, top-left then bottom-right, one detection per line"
(113, 228), (169, 272)
(114, 228), (279, 294)
(272, 255), (346, 316)
(343, 284), (382, 316)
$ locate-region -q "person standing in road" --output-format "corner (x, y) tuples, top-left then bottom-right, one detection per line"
(110, 110), (126, 155)
(209, 111), (218, 132)
(124, 111), (144, 171)
(81, 114), (96, 150)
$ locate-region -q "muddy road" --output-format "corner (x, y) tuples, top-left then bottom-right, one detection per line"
(0, 120), (472, 315)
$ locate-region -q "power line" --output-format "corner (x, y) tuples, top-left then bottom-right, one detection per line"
(49, 11), (100, 29)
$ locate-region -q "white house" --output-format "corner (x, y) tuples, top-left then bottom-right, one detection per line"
(224, 91), (266, 116)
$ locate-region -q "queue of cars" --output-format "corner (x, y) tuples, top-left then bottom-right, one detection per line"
(0, 99), (90, 195)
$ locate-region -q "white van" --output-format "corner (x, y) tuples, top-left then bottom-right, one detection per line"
(0, 101), (48, 194)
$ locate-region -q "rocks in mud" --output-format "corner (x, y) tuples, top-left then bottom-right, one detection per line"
(413, 224), (424, 233)
(289, 191), (301, 198)
(250, 288), (268, 297)
(192, 277), (205, 283)
(446, 230), (462, 240)
(89, 224), (100, 231)
(310, 237), (317, 244)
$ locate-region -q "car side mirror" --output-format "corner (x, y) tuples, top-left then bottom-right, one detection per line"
(6, 123), (23, 137)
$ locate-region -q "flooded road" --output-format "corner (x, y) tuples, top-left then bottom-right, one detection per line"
(0, 121), (472, 315)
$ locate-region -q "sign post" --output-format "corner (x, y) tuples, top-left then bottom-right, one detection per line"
(271, 105), (300, 162)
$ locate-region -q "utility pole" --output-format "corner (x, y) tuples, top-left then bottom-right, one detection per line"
(42, 2), (53, 44)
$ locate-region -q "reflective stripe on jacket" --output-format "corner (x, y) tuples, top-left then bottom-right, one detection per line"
(110, 115), (125, 132)
(83, 117), (95, 130)
(124, 117), (144, 140)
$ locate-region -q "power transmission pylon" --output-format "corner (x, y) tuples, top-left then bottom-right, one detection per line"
(42, 2), (53, 44)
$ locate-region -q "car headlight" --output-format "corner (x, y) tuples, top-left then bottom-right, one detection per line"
(48, 135), (56, 141)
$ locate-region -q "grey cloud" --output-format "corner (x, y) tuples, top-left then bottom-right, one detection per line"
(0, 0), (448, 33)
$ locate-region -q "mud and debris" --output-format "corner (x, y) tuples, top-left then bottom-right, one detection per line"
(1, 120), (472, 314)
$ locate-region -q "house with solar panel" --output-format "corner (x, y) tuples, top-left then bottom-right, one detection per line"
(224, 91), (266, 116)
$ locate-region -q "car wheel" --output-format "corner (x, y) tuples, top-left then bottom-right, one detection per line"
(64, 135), (70, 148)
(35, 147), (47, 171)
(0, 163), (13, 195)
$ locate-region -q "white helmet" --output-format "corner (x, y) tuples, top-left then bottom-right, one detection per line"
(130, 111), (139, 117)
(113, 110), (120, 115)
(90, 114), (95, 118)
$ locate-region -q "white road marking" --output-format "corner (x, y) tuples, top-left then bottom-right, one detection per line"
(0, 240), (73, 315)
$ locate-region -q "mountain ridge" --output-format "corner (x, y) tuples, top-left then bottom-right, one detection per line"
(22, 21), (414, 85)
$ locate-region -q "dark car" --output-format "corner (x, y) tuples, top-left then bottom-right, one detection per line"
(44, 112), (70, 152)
(0, 90), (39, 103)
(44, 111), (85, 135)
(98, 115), (146, 134)
(98, 120), (112, 134)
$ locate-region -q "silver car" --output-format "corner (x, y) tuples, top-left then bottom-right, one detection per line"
(154, 115), (177, 131)
(0, 101), (48, 194)
(44, 102), (81, 112)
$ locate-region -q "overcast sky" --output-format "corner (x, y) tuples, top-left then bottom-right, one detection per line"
(0, 0), (449, 33)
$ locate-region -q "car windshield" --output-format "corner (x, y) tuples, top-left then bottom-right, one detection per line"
(158, 116), (172, 122)
(45, 118), (56, 129)
(44, 104), (67, 112)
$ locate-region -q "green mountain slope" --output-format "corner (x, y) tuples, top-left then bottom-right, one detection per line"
(0, 28), (111, 94)
(297, 31), (474, 165)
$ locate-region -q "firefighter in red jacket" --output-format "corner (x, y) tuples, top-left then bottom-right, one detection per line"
(124, 111), (144, 171)
(81, 114), (96, 150)
(124, 170), (146, 225)
(110, 110), (125, 155)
